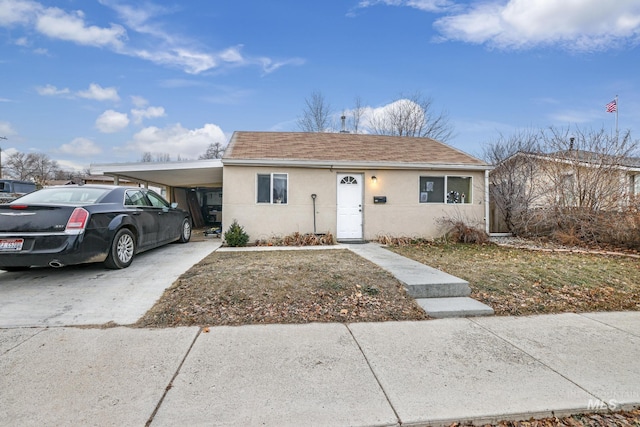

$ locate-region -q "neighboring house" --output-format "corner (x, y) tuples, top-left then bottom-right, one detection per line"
(489, 149), (640, 233)
(222, 131), (491, 242)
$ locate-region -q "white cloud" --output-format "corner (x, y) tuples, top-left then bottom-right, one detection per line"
(0, 121), (17, 137)
(55, 158), (87, 172)
(35, 84), (70, 96)
(130, 95), (148, 108)
(96, 110), (129, 133)
(1, 0), (301, 75)
(131, 106), (165, 124)
(35, 7), (126, 48)
(258, 57), (306, 74)
(0, 0), (40, 26)
(132, 47), (217, 75)
(77, 83), (120, 102)
(355, 0), (453, 13)
(434, 0), (640, 51)
(58, 137), (103, 156)
(123, 123), (225, 159)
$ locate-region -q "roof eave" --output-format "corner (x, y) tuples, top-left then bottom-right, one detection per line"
(221, 158), (492, 171)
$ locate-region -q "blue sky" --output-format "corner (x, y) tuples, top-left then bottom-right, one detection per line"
(1, 0), (639, 172)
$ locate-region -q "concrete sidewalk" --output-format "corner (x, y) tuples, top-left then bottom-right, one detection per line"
(2, 312), (639, 426)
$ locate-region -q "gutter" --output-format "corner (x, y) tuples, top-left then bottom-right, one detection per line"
(221, 158), (493, 172)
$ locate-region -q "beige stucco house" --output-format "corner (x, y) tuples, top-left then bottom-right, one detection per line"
(489, 150), (640, 233)
(222, 131), (491, 242)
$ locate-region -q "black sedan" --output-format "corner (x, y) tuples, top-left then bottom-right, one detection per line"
(0, 185), (192, 270)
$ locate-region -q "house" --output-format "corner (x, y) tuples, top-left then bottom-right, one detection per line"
(489, 149), (640, 233)
(221, 131), (491, 242)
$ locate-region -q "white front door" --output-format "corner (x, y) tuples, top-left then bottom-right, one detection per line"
(336, 173), (363, 240)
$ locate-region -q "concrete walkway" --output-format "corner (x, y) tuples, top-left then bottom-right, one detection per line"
(2, 312), (639, 426)
(346, 243), (494, 318)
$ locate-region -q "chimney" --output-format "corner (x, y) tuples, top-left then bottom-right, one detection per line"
(340, 115), (349, 133)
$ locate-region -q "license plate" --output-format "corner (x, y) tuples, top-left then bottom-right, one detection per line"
(0, 239), (24, 251)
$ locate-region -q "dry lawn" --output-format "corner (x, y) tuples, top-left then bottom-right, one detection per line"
(390, 242), (640, 316)
(136, 249), (428, 327)
(137, 240), (640, 328)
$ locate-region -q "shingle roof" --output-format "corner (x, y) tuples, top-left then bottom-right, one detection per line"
(224, 131), (487, 166)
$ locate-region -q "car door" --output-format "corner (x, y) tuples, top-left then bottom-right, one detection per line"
(124, 189), (159, 249)
(144, 190), (181, 243)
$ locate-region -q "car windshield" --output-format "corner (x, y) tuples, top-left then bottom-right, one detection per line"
(13, 187), (111, 205)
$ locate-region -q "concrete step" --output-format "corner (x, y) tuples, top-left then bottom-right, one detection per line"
(416, 297), (495, 318)
(404, 280), (470, 298)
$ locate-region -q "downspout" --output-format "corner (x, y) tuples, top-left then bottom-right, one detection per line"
(484, 169), (490, 235)
(311, 194), (317, 234)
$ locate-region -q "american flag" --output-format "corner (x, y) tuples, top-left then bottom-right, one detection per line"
(606, 99), (617, 113)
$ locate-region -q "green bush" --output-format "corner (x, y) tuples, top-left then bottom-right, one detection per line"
(224, 220), (249, 247)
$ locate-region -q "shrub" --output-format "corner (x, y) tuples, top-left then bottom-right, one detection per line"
(224, 220), (249, 247)
(254, 232), (336, 247)
(441, 220), (489, 244)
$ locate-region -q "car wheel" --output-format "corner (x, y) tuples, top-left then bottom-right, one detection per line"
(105, 228), (135, 269)
(178, 218), (192, 243)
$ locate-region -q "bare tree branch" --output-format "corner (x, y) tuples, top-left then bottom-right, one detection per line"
(297, 91), (333, 132)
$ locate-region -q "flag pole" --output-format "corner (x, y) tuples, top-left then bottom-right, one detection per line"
(615, 94), (619, 142)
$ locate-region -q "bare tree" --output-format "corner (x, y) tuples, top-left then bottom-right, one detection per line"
(5, 151), (61, 185)
(483, 129), (542, 234)
(297, 91), (333, 132)
(349, 96), (365, 134)
(140, 152), (171, 162)
(540, 127), (638, 212)
(5, 152), (31, 180)
(155, 153), (171, 162)
(368, 92), (453, 142)
(29, 153), (60, 186)
(199, 142), (226, 159)
(487, 126), (640, 247)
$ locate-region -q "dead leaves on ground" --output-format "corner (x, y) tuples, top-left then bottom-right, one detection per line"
(136, 250), (428, 327)
(392, 243), (640, 317)
(449, 409), (640, 427)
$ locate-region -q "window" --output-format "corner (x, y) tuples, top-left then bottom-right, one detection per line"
(420, 176), (471, 204)
(257, 173), (288, 204)
(340, 176), (358, 185)
(146, 191), (170, 208)
(125, 190), (150, 206)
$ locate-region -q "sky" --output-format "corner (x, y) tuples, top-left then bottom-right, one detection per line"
(1, 0), (639, 173)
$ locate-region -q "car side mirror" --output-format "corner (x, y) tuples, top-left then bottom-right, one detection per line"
(170, 202), (178, 209)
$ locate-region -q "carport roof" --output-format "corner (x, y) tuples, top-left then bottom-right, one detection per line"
(90, 159), (223, 188)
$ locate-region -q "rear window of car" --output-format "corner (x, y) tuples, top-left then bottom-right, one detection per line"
(13, 187), (111, 205)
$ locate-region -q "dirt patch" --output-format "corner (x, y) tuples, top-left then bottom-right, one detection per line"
(135, 249), (428, 327)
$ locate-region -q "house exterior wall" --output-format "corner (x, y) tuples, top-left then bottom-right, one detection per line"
(222, 165), (487, 241)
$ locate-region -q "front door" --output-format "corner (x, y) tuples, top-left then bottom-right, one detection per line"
(336, 173), (363, 240)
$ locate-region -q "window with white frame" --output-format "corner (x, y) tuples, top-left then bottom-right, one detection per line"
(419, 176), (471, 204)
(257, 173), (288, 204)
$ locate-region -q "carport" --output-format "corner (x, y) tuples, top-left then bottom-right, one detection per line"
(90, 160), (223, 228)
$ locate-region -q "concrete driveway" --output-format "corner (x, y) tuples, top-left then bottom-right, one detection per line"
(0, 239), (220, 328)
